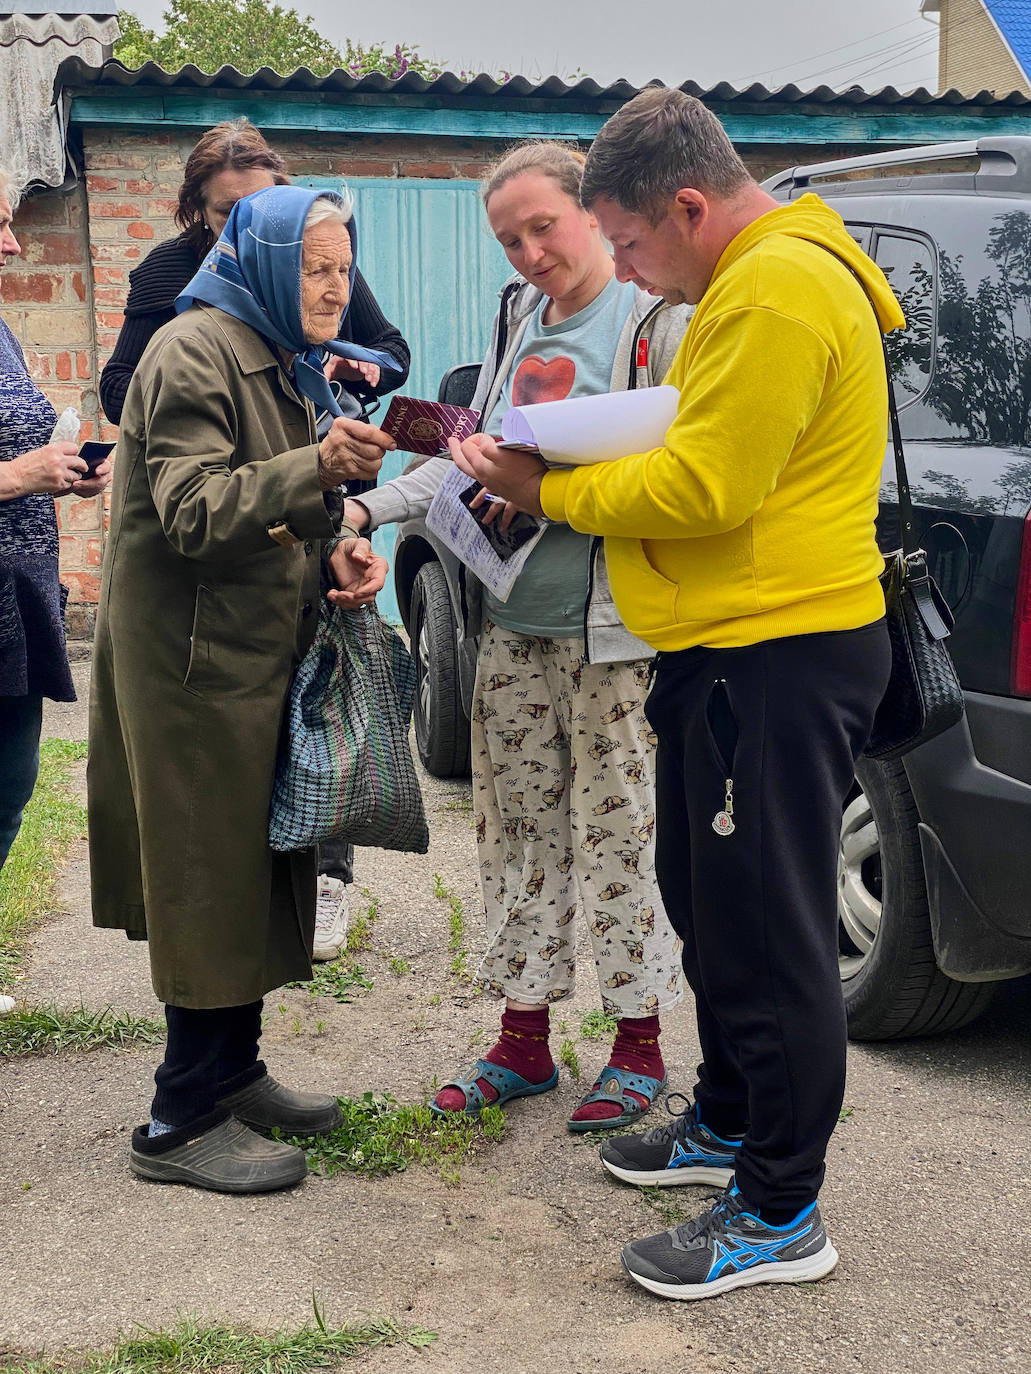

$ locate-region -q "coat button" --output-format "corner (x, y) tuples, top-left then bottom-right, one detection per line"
(302, 601), (313, 618)
(303, 541), (313, 555)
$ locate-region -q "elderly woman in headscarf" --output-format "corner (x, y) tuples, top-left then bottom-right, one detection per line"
(88, 184), (398, 1195)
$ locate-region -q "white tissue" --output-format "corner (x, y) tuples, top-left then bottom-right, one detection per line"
(50, 407), (81, 444)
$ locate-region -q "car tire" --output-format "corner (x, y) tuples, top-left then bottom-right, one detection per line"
(837, 755), (994, 1040)
(410, 560), (471, 779)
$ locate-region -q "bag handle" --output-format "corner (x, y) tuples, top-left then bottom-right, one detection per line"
(807, 242), (917, 559)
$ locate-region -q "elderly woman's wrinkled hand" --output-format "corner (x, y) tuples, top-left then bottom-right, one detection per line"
(11, 442), (86, 497)
(318, 416), (395, 491)
(327, 536), (388, 609)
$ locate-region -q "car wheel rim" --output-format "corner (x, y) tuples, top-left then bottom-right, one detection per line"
(838, 790), (882, 980)
(416, 611), (432, 724)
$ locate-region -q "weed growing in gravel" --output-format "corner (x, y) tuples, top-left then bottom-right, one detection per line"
(838, 1106), (854, 1122)
(286, 961), (372, 1005)
(346, 915), (372, 953)
(0, 1005), (165, 1059)
(281, 1092), (505, 1180)
(639, 1184), (699, 1229)
(1, 1308), (435, 1372)
(447, 894), (465, 952)
(579, 1009), (618, 1041)
(560, 1038), (582, 1080)
(387, 956), (410, 976)
(0, 739), (87, 992)
(430, 876), (471, 983)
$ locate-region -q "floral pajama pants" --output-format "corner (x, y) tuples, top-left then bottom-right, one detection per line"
(471, 620), (683, 1017)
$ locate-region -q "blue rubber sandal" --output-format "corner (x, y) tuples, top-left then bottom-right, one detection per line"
(567, 1066), (667, 1134)
(429, 1058), (560, 1119)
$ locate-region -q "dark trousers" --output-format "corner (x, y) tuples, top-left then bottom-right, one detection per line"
(317, 838), (353, 883)
(647, 622), (891, 1214)
(0, 693), (43, 870)
(151, 1000), (264, 1127)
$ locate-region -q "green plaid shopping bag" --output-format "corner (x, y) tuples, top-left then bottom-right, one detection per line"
(268, 601), (429, 853)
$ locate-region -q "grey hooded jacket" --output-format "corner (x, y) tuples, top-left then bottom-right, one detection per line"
(358, 275), (691, 662)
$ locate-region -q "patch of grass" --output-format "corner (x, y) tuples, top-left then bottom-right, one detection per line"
(639, 1183), (698, 1229)
(579, 1009), (618, 1041)
(437, 796), (473, 813)
(560, 1038), (581, 1081)
(1, 1307), (435, 1373)
(432, 872), (448, 899)
(387, 955), (409, 976)
(286, 960), (372, 1005)
(0, 1004), (165, 1059)
(0, 739), (87, 991)
(281, 1092), (505, 1180)
(838, 1106), (854, 1123)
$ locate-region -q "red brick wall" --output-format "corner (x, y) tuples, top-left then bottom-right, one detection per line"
(2, 123), (862, 636)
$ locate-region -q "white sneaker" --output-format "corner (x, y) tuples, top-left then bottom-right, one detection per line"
(313, 875), (349, 961)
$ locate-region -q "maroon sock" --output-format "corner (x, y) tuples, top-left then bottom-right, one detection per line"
(569, 1015), (665, 1123)
(435, 1006), (553, 1113)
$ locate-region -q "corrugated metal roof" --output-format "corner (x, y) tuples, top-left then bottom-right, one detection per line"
(2, 16), (116, 188)
(985, 0), (1031, 79)
(53, 54), (1031, 108)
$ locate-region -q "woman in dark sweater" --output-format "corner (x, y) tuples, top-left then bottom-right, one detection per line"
(99, 118), (410, 428)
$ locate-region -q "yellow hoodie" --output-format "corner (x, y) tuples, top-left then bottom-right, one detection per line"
(539, 194), (906, 651)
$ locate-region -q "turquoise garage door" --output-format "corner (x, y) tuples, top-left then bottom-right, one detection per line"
(301, 176), (513, 621)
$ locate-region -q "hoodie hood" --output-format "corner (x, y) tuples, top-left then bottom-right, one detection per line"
(716, 192), (906, 334)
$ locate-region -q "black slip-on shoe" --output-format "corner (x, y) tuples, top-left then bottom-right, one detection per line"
(129, 1113), (308, 1193)
(217, 1072), (343, 1135)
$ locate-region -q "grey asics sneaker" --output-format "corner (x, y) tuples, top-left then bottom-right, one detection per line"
(599, 1094), (742, 1187)
(621, 1184), (839, 1301)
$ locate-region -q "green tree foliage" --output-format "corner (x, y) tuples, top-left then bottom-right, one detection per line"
(114, 3), (446, 78)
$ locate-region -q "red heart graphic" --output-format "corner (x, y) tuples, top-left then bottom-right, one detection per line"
(512, 355), (576, 407)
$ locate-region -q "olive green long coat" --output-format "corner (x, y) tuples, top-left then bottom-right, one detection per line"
(88, 303), (348, 1008)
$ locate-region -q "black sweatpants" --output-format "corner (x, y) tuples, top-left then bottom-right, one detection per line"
(646, 621), (891, 1215)
(317, 838), (354, 884)
(151, 1000), (265, 1127)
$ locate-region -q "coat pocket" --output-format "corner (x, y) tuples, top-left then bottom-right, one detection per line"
(182, 584), (217, 697)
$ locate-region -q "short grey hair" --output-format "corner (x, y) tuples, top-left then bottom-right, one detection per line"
(304, 188), (354, 232)
(0, 165), (22, 213)
(581, 88), (751, 223)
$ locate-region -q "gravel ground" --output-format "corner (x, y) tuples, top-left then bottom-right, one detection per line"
(0, 660), (1029, 1373)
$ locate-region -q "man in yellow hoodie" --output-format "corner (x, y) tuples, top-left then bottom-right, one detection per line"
(450, 87), (904, 1301)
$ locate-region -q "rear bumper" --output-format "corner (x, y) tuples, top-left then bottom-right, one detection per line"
(904, 691), (1031, 981)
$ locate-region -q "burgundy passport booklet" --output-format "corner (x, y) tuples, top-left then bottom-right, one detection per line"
(380, 395), (481, 456)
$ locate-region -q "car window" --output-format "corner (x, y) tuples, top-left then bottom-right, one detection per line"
(871, 230), (936, 412)
(883, 208), (1031, 449)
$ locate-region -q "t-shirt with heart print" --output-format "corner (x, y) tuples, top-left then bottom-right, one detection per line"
(481, 274), (637, 636)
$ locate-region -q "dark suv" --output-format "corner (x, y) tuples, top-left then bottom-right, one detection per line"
(394, 136), (1031, 1040)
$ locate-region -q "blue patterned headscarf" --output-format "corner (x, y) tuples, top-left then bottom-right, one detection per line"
(175, 184), (399, 419)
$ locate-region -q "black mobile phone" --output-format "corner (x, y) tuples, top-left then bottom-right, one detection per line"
(78, 440), (115, 474)
(456, 480), (541, 562)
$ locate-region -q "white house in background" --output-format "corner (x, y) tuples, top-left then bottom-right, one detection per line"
(921, 0), (1031, 96)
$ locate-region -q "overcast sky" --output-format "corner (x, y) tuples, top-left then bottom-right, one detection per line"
(125, 0), (942, 93)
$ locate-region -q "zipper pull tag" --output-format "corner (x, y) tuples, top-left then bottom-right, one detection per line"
(712, 779), (736, 837)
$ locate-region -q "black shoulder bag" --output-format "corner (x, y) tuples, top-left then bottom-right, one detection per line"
(815, 244), (965, 759)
